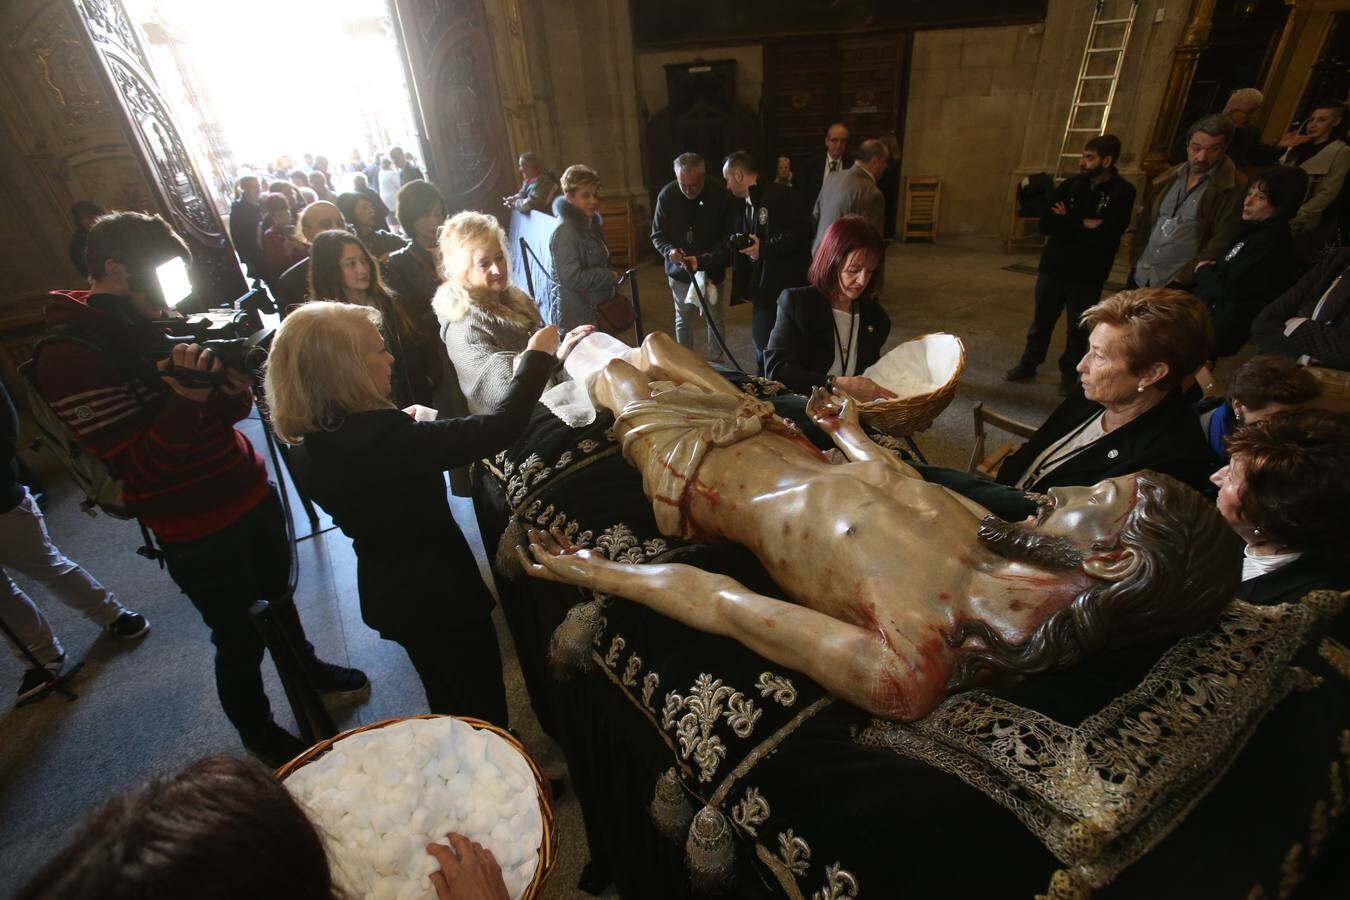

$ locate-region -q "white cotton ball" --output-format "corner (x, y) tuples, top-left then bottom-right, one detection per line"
(458, 734), (487, 767)
(462, 808), (492, 836)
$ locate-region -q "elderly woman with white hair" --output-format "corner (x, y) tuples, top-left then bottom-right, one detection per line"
(265, 301), (558, 724)
(433, 211), (594, 413)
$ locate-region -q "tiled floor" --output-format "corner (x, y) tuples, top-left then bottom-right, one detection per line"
(1, 235), (1182, 897)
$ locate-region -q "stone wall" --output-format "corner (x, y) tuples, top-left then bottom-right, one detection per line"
(635, 44), (764, 119)
(901, 0), (1188, 238)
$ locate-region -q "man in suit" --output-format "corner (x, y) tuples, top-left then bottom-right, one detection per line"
(1250, 246), (1350, 370)
(800, 122), (853, 215)
(722, 151), (812, 374)
(812, 139), (889, 253)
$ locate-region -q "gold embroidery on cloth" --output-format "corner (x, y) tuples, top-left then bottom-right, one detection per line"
(757, 671), (799, 706)
(1319, 638), (1350, 681)
(662, 674), (763, 783)
(1278, 842), (1302, 899)
(1244, 886), (1267, 900)
(1035, 868), (1091, 900)
(1308, 800), (1329, 862)
(1300, 589), (1347, 619)
(811, 862), (860, 900)
(855, 601), (1318, 889)
(731, 786), (770, 836)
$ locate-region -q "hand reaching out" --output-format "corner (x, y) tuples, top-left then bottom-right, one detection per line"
(557, 324), (596, 361)
(402, 404), (439, 422)
(426, 834), (509, 900)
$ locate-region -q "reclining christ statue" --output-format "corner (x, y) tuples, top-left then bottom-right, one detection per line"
(518, 333), (1240, 721)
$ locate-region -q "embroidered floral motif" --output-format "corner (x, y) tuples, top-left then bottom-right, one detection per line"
(604, 635), (626, 668)
(555, 450), (574, 470)
(622, 653), (642, 687)
(594, 522), (668, 563)
(577, 438), (600, 452)
(725, 692), (763, 737)
(776, 829), (811, 876)
(756, 672), (798, 706)
(731, 787), (770, 837)
(1331, 761), (1345, 816)
(506, 452), (552, 505)
(642, 672), (660, 710)
(662, 674), (762, 782)
(740, 376), (787, 397)
(811, 862), (860, 900)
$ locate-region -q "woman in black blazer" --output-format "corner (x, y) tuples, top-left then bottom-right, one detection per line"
(995, 289), (1215, 496)
(264, 301), (557, 726)
(765, 216), (896, 401)
(1212, 409), (1350, 605)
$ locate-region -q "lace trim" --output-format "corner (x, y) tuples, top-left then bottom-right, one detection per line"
(856, 601), (1318, 888)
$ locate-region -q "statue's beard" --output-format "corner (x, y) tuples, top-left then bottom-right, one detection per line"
(977, 514), (1087, 572)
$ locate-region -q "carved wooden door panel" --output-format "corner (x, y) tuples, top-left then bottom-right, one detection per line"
(765, 33), (909, 178)
(68, 0), (246, 302)
(389, 0), (516, 221)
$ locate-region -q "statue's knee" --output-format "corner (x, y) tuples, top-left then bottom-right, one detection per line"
(644, 331), (675, 353)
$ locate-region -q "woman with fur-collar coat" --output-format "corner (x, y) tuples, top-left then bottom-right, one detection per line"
(434, 212), (594, 414)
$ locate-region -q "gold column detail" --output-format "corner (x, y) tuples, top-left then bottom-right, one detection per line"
(1141, 0), (1219, 177)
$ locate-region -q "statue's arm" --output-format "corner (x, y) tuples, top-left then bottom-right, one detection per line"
(806, 387), (921, 478)
(518, 529), (939, 720)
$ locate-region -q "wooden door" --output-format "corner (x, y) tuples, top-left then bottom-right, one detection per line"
(389, 0), (516, 221)
(765, 32), (909, 175)
(69, 0), (246, 302)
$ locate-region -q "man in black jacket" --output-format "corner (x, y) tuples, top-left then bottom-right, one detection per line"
(1006, 135), (1136, 393)
(1250, 246), (1350, 371)
(651, 153), (734, 362)
(722, 151), (812, 374)
(228, 176), (264, 280)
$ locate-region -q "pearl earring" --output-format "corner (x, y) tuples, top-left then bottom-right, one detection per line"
(1137, 383), (1145, 393)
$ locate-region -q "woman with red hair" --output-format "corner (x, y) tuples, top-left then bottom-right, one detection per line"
(763, 215), (897, 401)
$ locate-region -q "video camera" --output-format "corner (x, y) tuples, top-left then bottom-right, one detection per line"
(728, 232), (755, 251)
(140, 256), (279, 387)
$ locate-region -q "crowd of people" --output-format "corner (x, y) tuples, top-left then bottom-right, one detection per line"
(7, 103), (1350, 897)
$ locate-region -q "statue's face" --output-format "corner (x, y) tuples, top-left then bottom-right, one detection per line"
(1033, 475), (1139, 549)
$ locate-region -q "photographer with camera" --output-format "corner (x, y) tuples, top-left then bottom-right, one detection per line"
(721, 151), (812, 374)
(33, 212), (367, 766)
(651, 152), (734, 362)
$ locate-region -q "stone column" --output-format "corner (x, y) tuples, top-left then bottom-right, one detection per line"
(1140, 0), (1218, 178)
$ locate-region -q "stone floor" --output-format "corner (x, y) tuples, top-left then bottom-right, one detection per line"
(1, 236), (1222, 897)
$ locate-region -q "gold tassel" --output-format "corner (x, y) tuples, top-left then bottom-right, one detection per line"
(649, 767), (694, 841)
(547, 599), (604, 678)
(495, 515), (526, 578)
(686, 804), (735, 893)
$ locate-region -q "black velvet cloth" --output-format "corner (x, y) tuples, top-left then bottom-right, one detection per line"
(474, 379), (1350, 898)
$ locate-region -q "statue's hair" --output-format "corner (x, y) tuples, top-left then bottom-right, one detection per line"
(946, 471), (1241, 692)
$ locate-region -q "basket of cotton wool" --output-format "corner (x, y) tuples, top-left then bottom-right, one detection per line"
(277, 714), (558, 900)
(856, 332), (965, 437)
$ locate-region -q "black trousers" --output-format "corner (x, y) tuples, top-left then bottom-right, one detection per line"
(160, 486), (314, 740)
(1018, 273), (1105, 377)
(399, 616), (508, 728)
(752, 301), (778, 375)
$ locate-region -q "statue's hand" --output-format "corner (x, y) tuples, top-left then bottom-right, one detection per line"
(516, 527), (605, 587)
(806, 386), (858, 430)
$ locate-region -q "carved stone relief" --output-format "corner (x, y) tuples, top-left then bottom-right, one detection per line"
(26, 17), (104, 133)
(76, 0), (140, 56)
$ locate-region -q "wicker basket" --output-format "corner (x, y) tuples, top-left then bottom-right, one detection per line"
(276, 714), (559, 900)
(858, 333), (966, 437)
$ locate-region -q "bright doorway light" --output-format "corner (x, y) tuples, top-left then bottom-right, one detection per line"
(123, 0), (420, 208)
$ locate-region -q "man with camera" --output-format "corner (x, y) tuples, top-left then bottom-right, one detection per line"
(722, 151), (812, 374)
(651, 152), (734, 362)
(34, 212), (367, 765)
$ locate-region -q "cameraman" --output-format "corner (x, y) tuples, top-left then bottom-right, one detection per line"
(34, 212), (367, 765)
(650, 152), (733, 362)
(721, 151), (812, 374)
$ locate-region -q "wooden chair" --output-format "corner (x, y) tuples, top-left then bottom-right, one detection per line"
(966, 401), (1037, 478)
